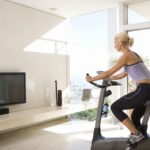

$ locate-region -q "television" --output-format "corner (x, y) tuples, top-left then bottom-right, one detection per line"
(0, 72), (26, 106)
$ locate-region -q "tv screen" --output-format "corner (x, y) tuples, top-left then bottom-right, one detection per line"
(0, 72), (26, 106)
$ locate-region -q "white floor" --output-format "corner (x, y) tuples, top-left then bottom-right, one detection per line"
(0, 118), (130, 150)
(0, 118), (92, 150)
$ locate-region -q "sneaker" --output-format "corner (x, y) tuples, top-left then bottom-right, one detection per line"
(126, 143), (137, 150)
(128, 131), (145, 144)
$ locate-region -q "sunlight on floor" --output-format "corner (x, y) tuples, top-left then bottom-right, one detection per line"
(43, 120), (94, 141)
(42, 119), (130, 142)
(43, 120), (94, 134)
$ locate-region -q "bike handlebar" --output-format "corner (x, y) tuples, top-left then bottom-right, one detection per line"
(86, 73), (121, 88)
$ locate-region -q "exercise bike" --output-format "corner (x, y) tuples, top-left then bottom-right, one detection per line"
(86, 72), (150, 150)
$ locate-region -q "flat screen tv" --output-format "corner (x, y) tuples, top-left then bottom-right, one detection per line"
(0, 72), (26, 106)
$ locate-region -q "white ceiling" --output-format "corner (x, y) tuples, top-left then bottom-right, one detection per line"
(6, 0), (148, 18)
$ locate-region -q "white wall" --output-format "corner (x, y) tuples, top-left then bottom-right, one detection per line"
(0, 0), (69, 112)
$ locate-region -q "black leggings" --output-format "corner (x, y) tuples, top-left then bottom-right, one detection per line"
(111, 83), (150, 128)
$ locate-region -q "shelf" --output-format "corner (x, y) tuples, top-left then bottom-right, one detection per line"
(0, 100), (98, 134)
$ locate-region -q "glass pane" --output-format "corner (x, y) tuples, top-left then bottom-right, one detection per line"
(128, 1), (150, 24)
(68, 10), (108, 103)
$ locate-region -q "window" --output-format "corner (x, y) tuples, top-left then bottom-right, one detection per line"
(68, 11), (108, 103)
(128, 1), (150, 24)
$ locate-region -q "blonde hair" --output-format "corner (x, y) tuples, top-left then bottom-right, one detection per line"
(115, 32), (134, 47)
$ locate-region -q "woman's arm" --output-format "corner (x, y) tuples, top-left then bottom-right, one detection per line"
(86, 54), (128, 82)
(110, 72), (128, 80)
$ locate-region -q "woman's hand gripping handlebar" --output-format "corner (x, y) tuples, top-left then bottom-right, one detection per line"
(86, 73), (121, 88)
(86, 73), (107, 88)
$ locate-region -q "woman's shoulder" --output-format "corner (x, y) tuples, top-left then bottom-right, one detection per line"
(118, 53), (129, 64)
(123, 50), (136, 59)
(120, 51), (131, 59)
(117, 51), (131, 65)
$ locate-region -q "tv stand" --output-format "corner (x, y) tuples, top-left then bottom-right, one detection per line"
(0, 108), (9, 115)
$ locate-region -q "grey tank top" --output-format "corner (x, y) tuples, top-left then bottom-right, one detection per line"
(124, 52), (150, 82)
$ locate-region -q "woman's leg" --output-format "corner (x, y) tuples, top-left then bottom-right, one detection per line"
(111, 85), (145, 134)
(131, 105), (146, 135)
(122, 118), (138, 135)
(111, 84), (150, 145)
(111, 95), (145, 144)
(111, 98), (140, 135)
(131, 105), (146, 129)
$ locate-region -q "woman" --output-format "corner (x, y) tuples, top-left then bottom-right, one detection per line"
(86, 32), (150, 145)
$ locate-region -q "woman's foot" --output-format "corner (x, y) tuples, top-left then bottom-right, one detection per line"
(126, 131), (145, 150)
(128, 131), (145, 144)
(126, 143), (137, 150)
(129, 131), (144, 144)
